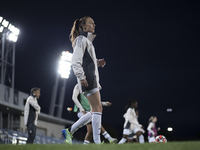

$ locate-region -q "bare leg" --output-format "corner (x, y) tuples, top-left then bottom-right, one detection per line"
(123, 134), (128, 139)
(135, 131), (142, 137)
(101, 125), (106, 133)
(127, 138), (133, 143)
(87, 91), (102, 113)
(84, 123), (93, 142)
(136, 131), (144, 143)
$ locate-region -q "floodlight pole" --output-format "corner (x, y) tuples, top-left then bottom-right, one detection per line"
(0, 28), (17, 88)
(0, 112), (3, 129)
(49, 73), (59, 116)
(57, 79), (67, 118)
(0, 32), (5, 84)
(12, 43), (15, 89)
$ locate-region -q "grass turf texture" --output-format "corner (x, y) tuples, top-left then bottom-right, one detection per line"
(1, 141), (200, 150)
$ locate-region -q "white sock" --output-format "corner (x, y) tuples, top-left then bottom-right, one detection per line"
(92, 112), (102, 144)
(70, 112), (92, 135)
(118, 138), (127, 144)
(139, 135), (144, 143)
(102, 131), (112, 141)
(83, 140), (90, 145)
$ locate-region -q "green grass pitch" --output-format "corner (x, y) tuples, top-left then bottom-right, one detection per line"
(1, 141), (200, 150)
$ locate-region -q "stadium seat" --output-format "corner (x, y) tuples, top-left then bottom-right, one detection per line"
(0, 128), (81, 144)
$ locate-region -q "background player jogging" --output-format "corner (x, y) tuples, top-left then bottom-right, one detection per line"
(118, 99), (144, 144)
(72, 84), (117, 144)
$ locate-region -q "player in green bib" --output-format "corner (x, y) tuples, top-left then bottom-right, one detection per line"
(72, 84), (117, 144)
(74, 93), (91, 112)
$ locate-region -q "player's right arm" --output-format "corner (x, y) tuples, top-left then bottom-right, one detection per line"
(71, 36), (87, 81)
(72, 84), (85, 113)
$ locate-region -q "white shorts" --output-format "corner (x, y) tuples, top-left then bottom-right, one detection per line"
(123, 129), (131, 135)
(128, 134), (137, 139)
(123, 127), (141, 136)
(131, 128), (140, 134)
(84, 88), (99, 97)
(148, 136), (156, 143)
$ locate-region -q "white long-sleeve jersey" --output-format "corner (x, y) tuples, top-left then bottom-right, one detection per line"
(71, 31), (101, 92)
(123, 107), (142, 129)
(147, 122), (155, 136)
(24, 96), (41, 126)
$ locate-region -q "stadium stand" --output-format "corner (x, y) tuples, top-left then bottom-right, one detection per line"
(0, 83), (79, 144)
(0, 128), (81, 144)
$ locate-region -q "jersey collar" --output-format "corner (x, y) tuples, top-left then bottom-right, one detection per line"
(80, 31), (96, 43)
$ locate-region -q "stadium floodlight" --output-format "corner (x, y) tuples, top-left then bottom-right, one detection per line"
(8, 24), (20, 35)
(13, 27), (20, 35)
(58, 51), (72, 79)
(8, 33), (18, 42)
(8, 23), (14, 31)
(167, 127), (173, 132)
(2, 19), (9, 27)
(0, 26), (4, 32)
(0, 16), (3, 23)
(61, 51), (73, 61)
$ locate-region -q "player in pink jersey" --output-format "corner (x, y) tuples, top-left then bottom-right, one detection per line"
(147, 116), (160, 143)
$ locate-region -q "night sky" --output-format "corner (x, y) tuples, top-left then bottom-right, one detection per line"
(1, 0), (200, 140)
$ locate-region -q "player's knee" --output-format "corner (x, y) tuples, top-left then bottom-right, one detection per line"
(136, 131), (142, 137)
(123, 134), (128, 138)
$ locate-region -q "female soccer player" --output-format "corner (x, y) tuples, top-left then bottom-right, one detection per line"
(118, 99), (144, 144)
(72, 84), (117, 144)
(62, 16), (106, 144)
(127, 110), (145, 143)
(147, 116), (160, 143)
